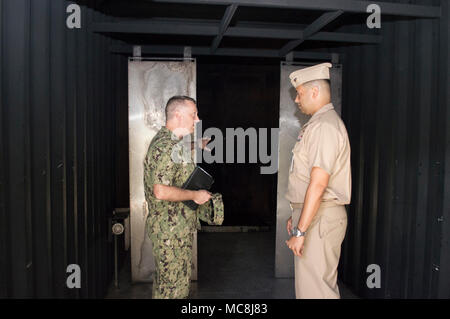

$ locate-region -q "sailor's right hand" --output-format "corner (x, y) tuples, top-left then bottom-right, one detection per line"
(286, 217), (292, 235)
(193, 190), (212, 205)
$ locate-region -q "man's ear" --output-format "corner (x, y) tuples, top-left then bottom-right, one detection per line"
(174, 110), (181, 122)
(312, 86), (320, 99)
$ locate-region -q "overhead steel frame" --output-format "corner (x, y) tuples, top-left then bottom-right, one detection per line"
(92, 0), (440, 58)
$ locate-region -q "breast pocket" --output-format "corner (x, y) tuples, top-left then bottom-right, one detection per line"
(291, 141), (308, 177)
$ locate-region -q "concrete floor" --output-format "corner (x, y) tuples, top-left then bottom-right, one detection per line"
(106, 231), (358, 299)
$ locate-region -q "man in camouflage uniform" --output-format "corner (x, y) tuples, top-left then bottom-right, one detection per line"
(143, 96), (224, 299)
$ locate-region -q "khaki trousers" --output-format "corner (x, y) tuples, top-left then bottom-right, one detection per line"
(290, 202), (347, 299)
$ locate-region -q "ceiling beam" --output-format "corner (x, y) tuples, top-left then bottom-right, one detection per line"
(308, 32), (380, 44)
(279, 10), (344, 57)
(151, 0), (441, 18)
(91, 21), (382, 44)
(110, 44), (336, 60)
(211, 4), (238, 53)
(91, 21), (219, 36)
(227, 27), (381, 43)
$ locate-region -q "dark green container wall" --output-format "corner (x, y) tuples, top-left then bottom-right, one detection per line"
(0, 0), (124, 298)
(336, 0), (449, 298)
(438, 0), (450, 299)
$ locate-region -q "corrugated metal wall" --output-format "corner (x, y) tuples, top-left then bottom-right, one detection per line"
(336, 0), (449, 298)
(0, 0), (125, 298)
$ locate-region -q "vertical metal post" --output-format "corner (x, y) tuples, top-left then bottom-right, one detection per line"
(285, 51), (293, 62)
(184, 46), (192, 58)
(114, 234), (118, 289)
(133, 45), (141, 60)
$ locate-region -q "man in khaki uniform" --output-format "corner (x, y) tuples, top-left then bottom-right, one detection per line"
(285, 63), (351, 299)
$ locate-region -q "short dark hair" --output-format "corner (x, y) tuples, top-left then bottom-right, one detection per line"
(302, 79), (331, 94)
(165, 95), (196, 121)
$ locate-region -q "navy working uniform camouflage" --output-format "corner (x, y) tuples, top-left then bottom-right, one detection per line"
(144, 126), (224, 299)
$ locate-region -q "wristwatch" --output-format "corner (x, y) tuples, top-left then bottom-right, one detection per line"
(291, 227), (307, 238)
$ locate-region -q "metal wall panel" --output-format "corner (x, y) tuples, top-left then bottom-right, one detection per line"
(0, 0), (122, 298)
(65, 0), (77, 299)
(339, 23), (364, 292)
(50, 0), (67, 297)
(275, 63), (307, 279)
(2, 0), (31, 297)
(127, 60), (197, 283)
(30, 0), (52, 297)
(75, 1), (89, 297)
(438, 0), (450, 299)
(335, 0), (449, 299)
(0, 0), (7, 298)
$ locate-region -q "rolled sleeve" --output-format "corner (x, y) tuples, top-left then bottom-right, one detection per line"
(307, 123), (340, 175)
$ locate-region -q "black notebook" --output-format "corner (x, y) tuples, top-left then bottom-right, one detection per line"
(182, 166), (214, 210)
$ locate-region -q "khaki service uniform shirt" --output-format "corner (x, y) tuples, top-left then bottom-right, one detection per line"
(285, 103), (351, 205)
